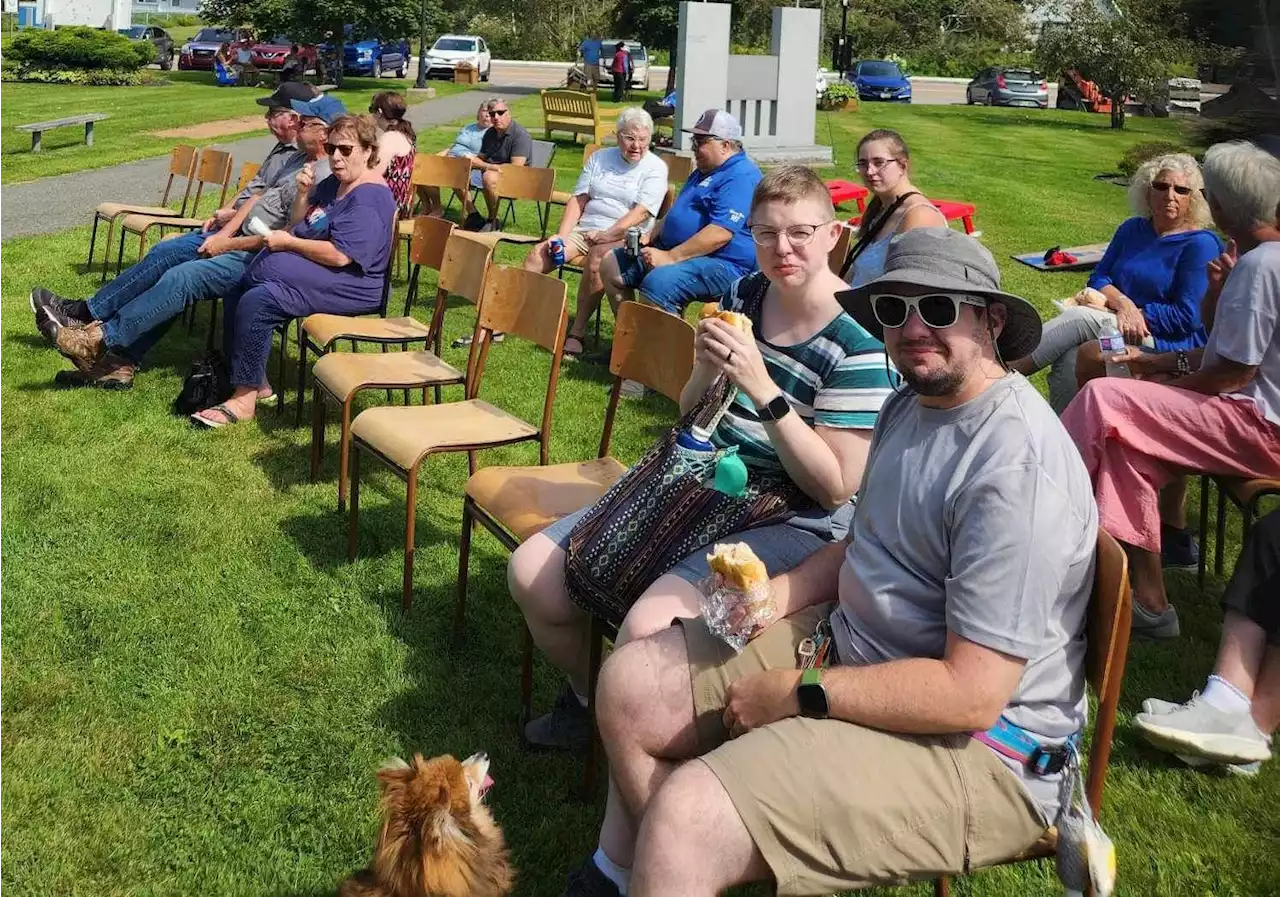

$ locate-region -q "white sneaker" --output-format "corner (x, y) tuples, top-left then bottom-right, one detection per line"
(1134, 693), (1272, 764)
(619, 378), (648, 398)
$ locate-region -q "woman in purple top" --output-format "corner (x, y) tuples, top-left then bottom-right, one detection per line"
(193, 113), (397, 428)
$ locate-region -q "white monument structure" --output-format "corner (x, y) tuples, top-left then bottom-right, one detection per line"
(674, 2), (831, 165)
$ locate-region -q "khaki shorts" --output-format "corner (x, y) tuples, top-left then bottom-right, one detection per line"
(682, 604), (1051, 895)
(560, 229), (592, 266)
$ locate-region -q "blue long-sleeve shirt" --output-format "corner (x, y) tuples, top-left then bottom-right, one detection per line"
(1087, 216), (1222, 351)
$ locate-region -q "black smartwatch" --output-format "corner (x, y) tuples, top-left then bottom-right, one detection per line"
(756, 393), (792, 422)
(797, 668), (829, 719)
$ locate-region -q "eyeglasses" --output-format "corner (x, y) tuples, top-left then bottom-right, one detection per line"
(1151, 181), (1192, 196)
(871, 292), (988, 330)
(855, 157), (901, 172)
(691, 134), (719, 147)
(325, 142), (357, 157)
(488, 108), (508, 117)
(749, 223), (833, 248)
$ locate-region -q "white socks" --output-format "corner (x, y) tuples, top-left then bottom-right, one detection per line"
(1201, 674), (1251, 716)
(593, 847), (631, 895)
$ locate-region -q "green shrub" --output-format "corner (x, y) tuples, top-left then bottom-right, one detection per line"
(0, 66), (154, 86)
(1117, 141), (1190, 177)
(819, 81), (857, 107)
(7, 26), (152, 71)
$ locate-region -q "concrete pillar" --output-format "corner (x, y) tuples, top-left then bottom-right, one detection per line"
(674, 1), (731, 153)
(771, 7), (819, 159)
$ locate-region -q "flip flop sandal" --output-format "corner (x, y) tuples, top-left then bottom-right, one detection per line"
(563, 336), (586, 359)
(190, 403), (240, 429)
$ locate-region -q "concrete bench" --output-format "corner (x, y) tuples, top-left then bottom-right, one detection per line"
(540, 89), (605, 145)
(16, 113), (109, 152)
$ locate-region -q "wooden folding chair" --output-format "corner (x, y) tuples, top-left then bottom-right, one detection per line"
(658, 151), (694, 185)
(112, 148), (235, 277)
(414, 153), (474, 222)
(346, 266), (569, 611)
(933, 528), (1131, 896)
(1197, 475), (1280, 587)
(457, 301), (693, 793)
(462, 165), (556, 249)
(828, 222), (854, 275)
(89, 144), (198, 280)
(309, 231), (493, 512)
(291, 216), (457, 426)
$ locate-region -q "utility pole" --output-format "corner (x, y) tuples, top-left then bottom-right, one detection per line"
(415, 0), (429, 89)
(834, 0), (850, 78)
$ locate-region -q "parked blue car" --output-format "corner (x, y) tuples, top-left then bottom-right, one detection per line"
(323, 33), (410, 78)
(846, 60), (912, 103)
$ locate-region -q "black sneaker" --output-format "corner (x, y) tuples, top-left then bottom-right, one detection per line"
(462, 211), (487, 232)
(1161, 524), (1200, 571)
(564, 855), (622, 897)
(524, 682), (592, 751)
(32, 287), (92, 347)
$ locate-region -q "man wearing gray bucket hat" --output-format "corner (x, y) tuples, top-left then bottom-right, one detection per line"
(575, 226), (1101, 896)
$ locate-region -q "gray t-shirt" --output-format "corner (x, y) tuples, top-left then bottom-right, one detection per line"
(241, 156), (330, 236)
(829, 375), (1097, 815)
(1201, 240), (1280, 429)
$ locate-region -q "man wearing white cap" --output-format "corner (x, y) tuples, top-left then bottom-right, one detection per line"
(600, 108), (762, 317)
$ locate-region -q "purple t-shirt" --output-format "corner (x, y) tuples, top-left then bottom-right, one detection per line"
(245, 175), (397, 307)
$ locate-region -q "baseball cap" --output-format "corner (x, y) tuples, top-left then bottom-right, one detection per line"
(683, 109), (743, 142)
(290, 95), (347, 124)
(256, 80), (320, 108)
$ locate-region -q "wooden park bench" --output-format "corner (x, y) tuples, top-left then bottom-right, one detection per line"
(540, 89), (606, 145)
(16, 113), (109, 152)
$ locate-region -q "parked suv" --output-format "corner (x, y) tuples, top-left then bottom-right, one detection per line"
(248, 35), (318, 72)
(119, 25), (174, 69)
(966, 66), (1048, 108)
(178, 27), (237, 71)
(420, 34), (492, 81)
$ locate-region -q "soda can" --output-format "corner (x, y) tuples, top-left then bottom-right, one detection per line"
(549, 236), (566, 267)
(626, 226), (642, 258)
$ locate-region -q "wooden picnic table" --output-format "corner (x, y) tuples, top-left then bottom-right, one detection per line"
(16, 113), (109, 152)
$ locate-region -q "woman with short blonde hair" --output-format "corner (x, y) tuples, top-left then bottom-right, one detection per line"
(1013, 151), (1223, 414)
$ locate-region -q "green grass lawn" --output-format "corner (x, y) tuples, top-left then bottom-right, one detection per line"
(3, 100), (1278, 896)
(0, 74), (471, 184)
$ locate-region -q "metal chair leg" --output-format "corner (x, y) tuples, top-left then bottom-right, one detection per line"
(454, 496), (474, 644)
(934, 877), (950, 897)
(1215, 483), (1227, 576)
(276, 324), (289, 416)
(520, 625), (535, 729)
(403, 469), (418, 611)
(581, 617), (606, 800)
(347, 446), (361, 561)
(1198, 474), (1210, 588)
(309, 382), (326, 484)
(295, 329), (309, 428)
(338, 400), (353, 513)
(87, 215), (101, 271)
(206, 297), (219, 352)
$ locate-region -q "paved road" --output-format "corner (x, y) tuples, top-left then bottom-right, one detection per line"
(0, 88), (525, 241)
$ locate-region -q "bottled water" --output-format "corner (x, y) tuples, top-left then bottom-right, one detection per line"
(1097, 323), (1130, 378)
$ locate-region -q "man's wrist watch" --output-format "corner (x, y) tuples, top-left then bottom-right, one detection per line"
(756, 393), (793, 422)
(797, 668), (829, 719)
(1175, 350), (1191, 376)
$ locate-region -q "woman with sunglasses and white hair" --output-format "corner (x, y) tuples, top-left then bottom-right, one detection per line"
(193, 111), (397, 428)
(1012, 153), (1221, 414)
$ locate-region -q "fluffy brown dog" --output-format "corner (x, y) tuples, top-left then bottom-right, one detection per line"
(339, 752), (513, 897)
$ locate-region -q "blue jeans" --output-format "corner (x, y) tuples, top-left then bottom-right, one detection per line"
(611, 249), (747, 314)
(88, 231), (253, 362)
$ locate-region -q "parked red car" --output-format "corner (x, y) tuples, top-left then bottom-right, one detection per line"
(245, 35), (318, 71)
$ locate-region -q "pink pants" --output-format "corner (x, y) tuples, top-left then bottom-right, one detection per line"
(1062, 378), (1280, 553)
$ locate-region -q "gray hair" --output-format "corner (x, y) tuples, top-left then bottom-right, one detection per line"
(1203, 140), (1280, 234)
(1128, 153), (1212, 228)
(615, 106), (654, 136)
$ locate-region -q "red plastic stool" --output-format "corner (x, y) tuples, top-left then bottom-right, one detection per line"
(826, 179), (868, 213)
(930, 199), (978, 234)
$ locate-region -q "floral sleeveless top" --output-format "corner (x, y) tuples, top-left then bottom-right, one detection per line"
(384, 149), (416, 218)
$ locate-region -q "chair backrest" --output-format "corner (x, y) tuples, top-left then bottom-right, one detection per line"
(424, 233), (494, 356)
(189, 148), (235, 217)
(582, 143), (602, 164)
(468, 266), (569, 464)
(162, 145), (200, 212)
(828, 223), (853, 275)
(529, 139), (556, 169)
(401, 215), (457, 318)
(497, 164), (555, 203)
(236, 161), (261, 193)
(597, 301), (695, 456)
(1083, 528), (1132, 816)
(412, 153), (472, 192)
(660, 152), (694, 185)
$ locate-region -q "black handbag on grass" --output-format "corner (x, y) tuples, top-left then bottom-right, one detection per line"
(172, 351), (232, 417)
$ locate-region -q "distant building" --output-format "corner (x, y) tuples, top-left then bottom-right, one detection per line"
(15, 0), (131, 28)
(132, 0), (200, 16)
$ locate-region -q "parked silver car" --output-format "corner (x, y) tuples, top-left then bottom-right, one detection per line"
(966, 66), (1048, 108)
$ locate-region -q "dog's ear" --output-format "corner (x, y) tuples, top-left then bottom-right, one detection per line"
(375, 756), (414, 790)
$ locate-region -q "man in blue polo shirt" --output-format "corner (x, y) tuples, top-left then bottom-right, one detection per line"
(600, 109), (762, 316)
